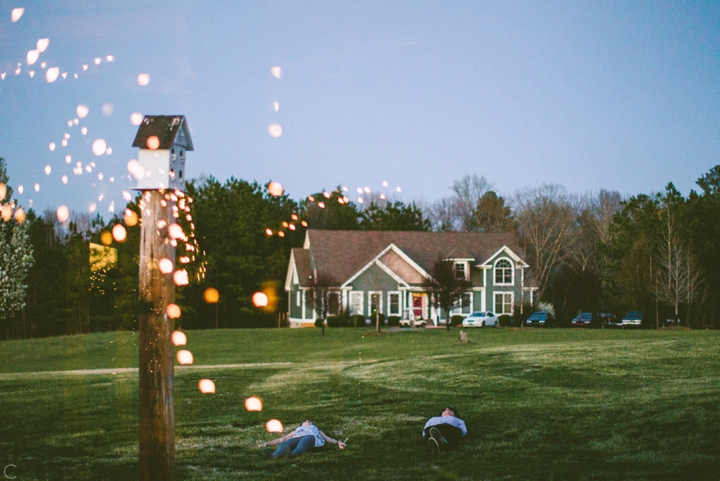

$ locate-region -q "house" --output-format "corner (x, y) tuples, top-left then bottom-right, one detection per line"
(285, 230), (537, 327)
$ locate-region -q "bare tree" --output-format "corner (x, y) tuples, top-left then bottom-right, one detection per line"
(425, 175), (493, 231)
(512, 184), (577, 300)
(306, 271), (338, 336)
(655, 210), (703, 325)
(422, 256), (472, 331)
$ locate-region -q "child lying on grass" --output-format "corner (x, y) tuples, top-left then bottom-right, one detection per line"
(423, 406), (467, 454)
(260, 420), (347, 459)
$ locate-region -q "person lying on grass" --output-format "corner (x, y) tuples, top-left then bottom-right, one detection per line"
(422, 407), (467, 454)
(260, 420), (347, 459)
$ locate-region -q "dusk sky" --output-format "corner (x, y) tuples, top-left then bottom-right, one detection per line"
(1, 1), (718, 217)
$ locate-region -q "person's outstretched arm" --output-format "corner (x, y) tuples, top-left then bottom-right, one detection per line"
(319, 430), (346, 449)
(260, 430), (295, 447)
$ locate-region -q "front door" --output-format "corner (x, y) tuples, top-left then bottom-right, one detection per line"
(412, 293), (425, 319)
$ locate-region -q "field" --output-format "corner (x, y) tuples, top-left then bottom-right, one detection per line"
(0, 327), (718, 480)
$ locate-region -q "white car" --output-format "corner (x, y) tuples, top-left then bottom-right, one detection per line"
(462, 311), (499, 328)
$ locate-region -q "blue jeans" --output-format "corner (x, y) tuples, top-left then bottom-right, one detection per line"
(273, 435), (317, 458)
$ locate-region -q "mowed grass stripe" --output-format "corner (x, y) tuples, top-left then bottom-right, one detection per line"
(0, 329), (718, 480)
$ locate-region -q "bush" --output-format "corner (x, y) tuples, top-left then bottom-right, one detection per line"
(314, 318), (324, 328)
(349, 314), (365, 328)
(451, 315), (464, 327)
(499, 314), (513, 327)
(387, 316), (401, 327)
(369, 312), (385, 325)
(326, 316), (341, 328)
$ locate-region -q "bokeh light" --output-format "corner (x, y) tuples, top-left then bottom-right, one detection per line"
(1, 205), (12, 222)
(101, 103), (114, 116)
(130, 112), (143, 125)
(46, 67), (59, 83)
(112, 224), (127, 242)
(0, 183), (5, 200)
(176, 350), (193, 365)
(171, 330), (187, 346)
(26, 49), (39, 65)
(166, 303), (181, 319)
(100, 231), (113, 246)
(37, 38), (49, 52)
(92, 139), (107, 156)
(198, 379), (216, 394)
(270, 66), (282, 79)
(11, 7), (24, 22)
(244, 396), (263, 412)
(127, 159), (144, 179)
(203, 287), (219, 304)
(168, 223), (184, 240)
(124, 209), (138, 226)
(44, 165), (51, 175)
(158, 258), (174, 274)
(13, 208), (25, 224)
(173, 269), (189, 286)
(268, 124), (282, 138)
(252, 291), (269, 308)
(56, 205), (69, 222)
(266, 419), (283, 433)
(137, 73), (150, 86)
(267, 181), (283, 197)
(76, 105), (89, 118)
(146, 136), (160, 150)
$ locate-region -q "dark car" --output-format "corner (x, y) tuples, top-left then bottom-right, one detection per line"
(525, 311), (555, 328)
(621, 310), (646, 328)
(571, 312), (595, 328)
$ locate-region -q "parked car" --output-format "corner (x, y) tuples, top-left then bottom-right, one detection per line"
(398, 318), (427, 328)
(525, 311), (555, 328)
(596, 312), (616, 328)
(621, 310), (645, 328)
(571, 312), (595, 328)
(462, 311), (499, 328)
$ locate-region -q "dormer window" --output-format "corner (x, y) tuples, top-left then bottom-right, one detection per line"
(454, 262), (468, 281)
(494, 259), (513, 285)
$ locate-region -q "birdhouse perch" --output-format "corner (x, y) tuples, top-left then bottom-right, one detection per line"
(132, 115), (194, 191)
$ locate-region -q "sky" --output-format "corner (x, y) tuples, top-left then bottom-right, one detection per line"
(1, 0), (718, 217)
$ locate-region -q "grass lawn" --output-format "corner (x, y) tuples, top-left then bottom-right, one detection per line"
(0, 327), (718, 480)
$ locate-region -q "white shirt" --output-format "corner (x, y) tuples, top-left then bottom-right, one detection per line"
(422, 415), (467, 436)
(293, 424), (325, 447)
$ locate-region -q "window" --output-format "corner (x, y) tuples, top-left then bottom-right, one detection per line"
(369, 292), (382, 315)
(452, 293), (472, 314)
(350, 292), (363, 315)
(454, 262), (467, 280)
(388, 292), (400, 316)
(328, 292), (340, 316)
(494, 259), (513, 285)
(494, 292), (513, 315)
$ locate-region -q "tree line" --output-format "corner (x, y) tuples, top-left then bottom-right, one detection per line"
(1, 159), (718, 339)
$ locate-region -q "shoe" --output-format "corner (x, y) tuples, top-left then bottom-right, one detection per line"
(260, 447), (273, 458)
(429, 427), (448, 447)
(428, 435), (440, 455)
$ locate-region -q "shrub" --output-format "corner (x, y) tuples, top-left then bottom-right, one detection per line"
(314, 318), (324, 328)
(369, 312), (385, 325)
(326, 316), (341, 328)
(451, 315), (464, 327)
(498, 314), (513, 327)
(349, 314), (365, 328)
(387, 316), (401, 327)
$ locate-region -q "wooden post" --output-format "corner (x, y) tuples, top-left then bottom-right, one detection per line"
(138, 190), (175, 481)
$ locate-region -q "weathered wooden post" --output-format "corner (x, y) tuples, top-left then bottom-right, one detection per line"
(132, 116), (193, 481)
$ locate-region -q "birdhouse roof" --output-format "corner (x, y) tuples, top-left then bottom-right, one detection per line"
(132, 115), (194, 151)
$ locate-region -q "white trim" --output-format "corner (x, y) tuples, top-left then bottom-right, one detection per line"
(375, 260), (410, 287)
(341, 243), (429, 288)
(387, 291), (401, 316)
(368, 291), (383, 315)
(349, 291), (364, 315)
(493, 291), (514, 315)
(477, 245), (529, 268)
(493, 258), (514, 286)
(303, 231), (311, 249)
(296, 291), (301, 307)
(284, 250), (296, 291)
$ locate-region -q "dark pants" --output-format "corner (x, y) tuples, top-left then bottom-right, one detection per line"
(424, 424), (463, 445)
(273, 435), (317, 458)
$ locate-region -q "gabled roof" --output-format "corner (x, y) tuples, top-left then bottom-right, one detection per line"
(289, 247), (314, 287)
(478, 245), (529, 268)
(132, 115), (194, 151)
(303, 230), (521, 286)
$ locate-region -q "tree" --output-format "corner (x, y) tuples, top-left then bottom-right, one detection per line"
(0, 158), (34, 339)
(425, 174), (492, 231)
(305, 272), (338, 336)
(422, 256), (471, 331)
(474, 191), (515, 233)
(299, 188), (360, 230)
(512, 184), (577, 300)
(360, 200), (431, 231)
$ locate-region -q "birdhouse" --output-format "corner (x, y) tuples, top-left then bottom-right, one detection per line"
(131, 115), (194, 191)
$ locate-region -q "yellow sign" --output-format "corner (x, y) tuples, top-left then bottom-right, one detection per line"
(89, 242), (117, 272)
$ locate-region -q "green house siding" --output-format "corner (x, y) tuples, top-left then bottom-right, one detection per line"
(348, 263), (402, 316)
(288, 285), (303, 319)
